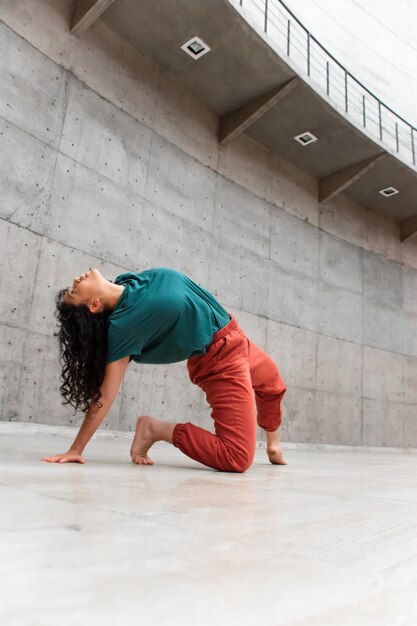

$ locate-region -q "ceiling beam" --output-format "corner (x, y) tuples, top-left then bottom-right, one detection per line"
(319, 153), (387, 203)
(219, 77), (300, 145)
(70, 0), (115, 37)
(400, 215), (417, 242)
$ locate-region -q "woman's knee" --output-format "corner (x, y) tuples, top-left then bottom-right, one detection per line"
(232, 458), (252, 473)
(224, 446), (255, 473)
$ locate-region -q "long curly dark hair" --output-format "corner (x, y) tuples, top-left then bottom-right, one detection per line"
(54, 288), (113, 415)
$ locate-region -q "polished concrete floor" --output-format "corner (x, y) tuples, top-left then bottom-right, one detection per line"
(1, 422), (417, 626)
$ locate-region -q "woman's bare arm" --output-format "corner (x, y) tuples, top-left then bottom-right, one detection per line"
(42, 355), (131, 462)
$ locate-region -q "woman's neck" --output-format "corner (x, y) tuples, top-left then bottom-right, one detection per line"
(102, 282), (125, 311)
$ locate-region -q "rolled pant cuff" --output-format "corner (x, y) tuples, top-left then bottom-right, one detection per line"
(172, 422), (188, 449)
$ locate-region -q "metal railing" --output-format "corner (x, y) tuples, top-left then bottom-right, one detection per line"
(237, 0), (416, 167)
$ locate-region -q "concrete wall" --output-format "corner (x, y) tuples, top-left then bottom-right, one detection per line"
(1, 0), (417, 448)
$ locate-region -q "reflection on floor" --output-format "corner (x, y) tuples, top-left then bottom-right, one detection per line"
(1, 422), (417, 626)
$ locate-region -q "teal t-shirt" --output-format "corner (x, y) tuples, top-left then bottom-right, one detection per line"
(106, 268), (231, 364)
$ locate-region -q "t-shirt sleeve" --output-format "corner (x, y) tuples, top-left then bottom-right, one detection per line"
(106, 322), (142, 364)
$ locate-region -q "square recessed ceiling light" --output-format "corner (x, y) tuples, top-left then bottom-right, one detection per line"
(294, 131), (318, 146)
(181, 36), (211, 60)
(379, 186), (399, 197)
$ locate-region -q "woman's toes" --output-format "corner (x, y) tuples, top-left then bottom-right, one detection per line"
(133, 454), (154, 465)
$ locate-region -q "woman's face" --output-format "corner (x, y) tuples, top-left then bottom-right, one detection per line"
(63, 268), (103, 307)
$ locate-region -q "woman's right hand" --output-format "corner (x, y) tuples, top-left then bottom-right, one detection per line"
(41, 450), (85, 463)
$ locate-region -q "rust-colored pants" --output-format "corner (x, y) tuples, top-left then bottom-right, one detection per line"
(172, 315), (286, 473)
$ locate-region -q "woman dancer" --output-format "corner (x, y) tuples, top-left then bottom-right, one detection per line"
(42, 267), (287, 472)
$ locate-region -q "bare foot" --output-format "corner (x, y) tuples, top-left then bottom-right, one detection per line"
(267, 444), (288, 465)
(266, 430), (288, 465)
(130, 415), (157, 465)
